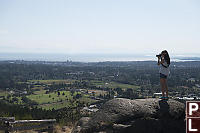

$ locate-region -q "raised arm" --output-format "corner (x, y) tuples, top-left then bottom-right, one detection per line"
(157, 56), (164, 66)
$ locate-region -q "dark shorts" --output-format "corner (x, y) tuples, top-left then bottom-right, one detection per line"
(160, 73), (167, 79)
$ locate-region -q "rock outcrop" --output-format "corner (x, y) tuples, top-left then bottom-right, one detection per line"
(72, 98), (185, 133)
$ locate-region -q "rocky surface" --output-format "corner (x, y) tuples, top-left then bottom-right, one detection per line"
(72, 98), (185, 133)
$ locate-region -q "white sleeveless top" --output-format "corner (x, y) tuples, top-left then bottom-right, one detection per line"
(159, 59), (170, 76)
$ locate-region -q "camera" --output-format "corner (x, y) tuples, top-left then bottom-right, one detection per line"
(156, 54), (161, 58)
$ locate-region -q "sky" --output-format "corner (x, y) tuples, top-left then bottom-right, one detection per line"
(0, 0), (200, 56)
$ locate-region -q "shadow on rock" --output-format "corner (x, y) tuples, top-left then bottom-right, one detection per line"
(158, 100), (170, 118)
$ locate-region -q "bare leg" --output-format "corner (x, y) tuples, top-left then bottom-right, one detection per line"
(160, 78), (165, 97)
(164, 79), (168, 97)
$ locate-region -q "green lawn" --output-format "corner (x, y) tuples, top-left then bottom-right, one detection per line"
(39, 100), (74, 110)
(27, 91), (73, 105)
(0, 91), (23, 104)
(1, 79), (135, 110)
(0, 91), (6, 97)
(78, 97), (97, 105)
(90, 80), (140, 90)
(0, 91), (9, 100)
(27, 89), (96, 110)
(38, 94), (95, 110)
(28, 79), (76, 84)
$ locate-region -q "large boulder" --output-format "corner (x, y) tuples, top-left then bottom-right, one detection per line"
(72, 98), (185, 133)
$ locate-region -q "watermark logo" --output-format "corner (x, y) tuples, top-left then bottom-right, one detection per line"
(186, 101), (200, 133)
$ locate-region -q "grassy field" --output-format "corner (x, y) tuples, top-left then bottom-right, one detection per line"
(26, 79), (140, 109)
(27, 88), (96, 110)
(90, 80), (140, 90)
(29, 79), (139, 90)
(0, 91), (6, 96)
(78, 97), (97, 105)
(39, 96), (96, 110)
(88, 89), (107, 96)
(39, 100), (75, 110)
(0, 91), (6, 100)
(28, 79), (76, 84)
(27, 90), (73, 105)
(1, 79), (140, 110)
(0, 91), (23, 104)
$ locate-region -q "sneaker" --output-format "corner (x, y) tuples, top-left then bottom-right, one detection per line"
(164, 97), (169, 100)
(159, 96), (165, 99)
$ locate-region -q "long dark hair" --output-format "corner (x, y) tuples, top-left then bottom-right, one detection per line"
(161, 50), (170, 65)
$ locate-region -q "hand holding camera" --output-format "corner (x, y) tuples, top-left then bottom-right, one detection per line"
(156, 54), (161, 58)
(156, 54), (162, 60)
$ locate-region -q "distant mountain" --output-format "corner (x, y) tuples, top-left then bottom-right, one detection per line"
(175, 57), (200, 61)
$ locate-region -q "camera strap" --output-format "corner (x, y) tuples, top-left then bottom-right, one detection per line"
(161, 63), (169, 68)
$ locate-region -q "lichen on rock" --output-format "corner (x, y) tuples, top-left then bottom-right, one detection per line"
(72, 98), (185, 133)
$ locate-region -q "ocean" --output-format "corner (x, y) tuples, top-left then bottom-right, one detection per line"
(0, 53), (200, 62)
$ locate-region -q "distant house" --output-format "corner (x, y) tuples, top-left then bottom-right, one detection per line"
(89, 104), (97, 108)
(176, 97), (195, 100)
(23, 91), (28, 94)
(187, 78), (195, 82)
(9, 91), (15, 94)
(89, 72), (95, 75)
(176, 93), (198, 100)
(76, 89), (81, 92)
(195, 84), (200, 88)
(188, 94), (197, 98)
(82, 106), (99, 113)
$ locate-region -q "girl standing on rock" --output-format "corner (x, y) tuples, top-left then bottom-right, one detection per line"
(157, 50), (170, 100)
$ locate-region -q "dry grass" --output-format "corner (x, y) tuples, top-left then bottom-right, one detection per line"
(15, 130), (38, 133)
(12, 125), (73, 133)
(53, 125), (73, 133)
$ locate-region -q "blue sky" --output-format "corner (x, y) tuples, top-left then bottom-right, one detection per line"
(0, 0), (199, 55)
